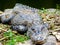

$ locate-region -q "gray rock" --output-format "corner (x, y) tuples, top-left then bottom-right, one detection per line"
(43, 35), (56, 45)
(0, 42), (2, 45)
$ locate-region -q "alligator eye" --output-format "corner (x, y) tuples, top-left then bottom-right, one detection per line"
(31, 28), (35, 30)
(31, 28), (36, 33)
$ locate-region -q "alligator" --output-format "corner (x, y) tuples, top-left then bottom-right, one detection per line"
(0, 3), (56, 45)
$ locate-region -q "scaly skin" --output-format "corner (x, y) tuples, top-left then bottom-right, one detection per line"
(0, 3), (49, 44)
(11, 3), (49, 44)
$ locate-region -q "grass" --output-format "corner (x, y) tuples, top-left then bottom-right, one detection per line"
(0, 24), (29, 45)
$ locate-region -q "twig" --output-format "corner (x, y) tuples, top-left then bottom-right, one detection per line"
(0, 36), (9, 41)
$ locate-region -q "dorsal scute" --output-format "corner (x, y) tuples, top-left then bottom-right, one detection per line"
(13, 3), (39, 14)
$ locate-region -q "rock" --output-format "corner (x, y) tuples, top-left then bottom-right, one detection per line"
(27, 24), (49, 44)
(43, 35), (56, 45)
(56, 34), (60, 41)
(0, 42), (2, 45)
(52, 31), (57, 35)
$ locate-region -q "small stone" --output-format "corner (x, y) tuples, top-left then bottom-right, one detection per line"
(52, 32), (57, 35)
(0, 42), (2, 45)
(43, 35), (56, 45)
(56, 34), (60, 41)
